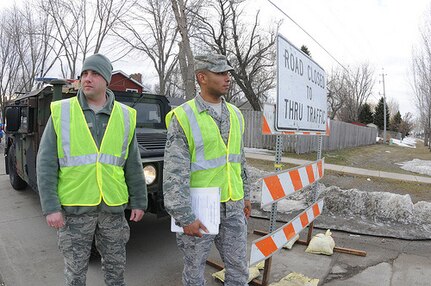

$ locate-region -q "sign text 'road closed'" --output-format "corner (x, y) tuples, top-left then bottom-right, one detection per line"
(276, 35), (327, 132)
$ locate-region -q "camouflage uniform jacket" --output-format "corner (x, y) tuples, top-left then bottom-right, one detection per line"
(36, 89), (147, 216)
(163, 94), (250, 227)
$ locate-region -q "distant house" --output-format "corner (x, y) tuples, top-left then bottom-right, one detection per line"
(109, 70), (147, 93)
(350, 122), (367, 127)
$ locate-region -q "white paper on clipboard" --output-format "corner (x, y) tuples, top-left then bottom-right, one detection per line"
(171, 187), (220, 235)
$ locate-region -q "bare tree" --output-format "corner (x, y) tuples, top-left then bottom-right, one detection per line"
(412, 9), (431, 147)
(412, 49), (431, 146)
(12, 2), (59, 91)
(115, 0), (179, 96)
(399, 112), (414, 139)
(170, 0), (197, 99)
(191, 0), (279, 110)
(40, 0), (135, 79)
(0, 1), (59, 108)
(0, 10), (18, 107)
(326, 68), (348, 119)
(337, 63), (375, 122)
(386, 98), (399, 118)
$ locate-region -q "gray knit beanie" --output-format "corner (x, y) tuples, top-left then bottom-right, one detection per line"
(81, 53), (113, 84)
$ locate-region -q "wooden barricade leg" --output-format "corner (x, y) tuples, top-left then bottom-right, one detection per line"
(306, 222), (314, 244)
(247, 257), (272, 286)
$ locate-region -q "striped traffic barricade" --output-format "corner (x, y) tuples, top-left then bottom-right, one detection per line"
(261, 159), (324, 207)
(250, 199), (324, 266)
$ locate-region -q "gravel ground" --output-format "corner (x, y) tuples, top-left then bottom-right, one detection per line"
(320, 172), (431, 203)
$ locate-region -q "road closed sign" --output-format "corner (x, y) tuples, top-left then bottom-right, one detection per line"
(276, 34), (327, 132)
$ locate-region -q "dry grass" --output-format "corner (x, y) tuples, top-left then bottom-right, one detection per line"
(284, 141), (431, 176)
(246, 141), (431, 203)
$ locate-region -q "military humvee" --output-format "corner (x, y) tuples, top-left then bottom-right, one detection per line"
(2, 80), (170, 216)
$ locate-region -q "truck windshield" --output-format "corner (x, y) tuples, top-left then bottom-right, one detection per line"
(125, 102), (162, 124)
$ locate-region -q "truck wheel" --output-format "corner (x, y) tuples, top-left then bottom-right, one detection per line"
(8, 145), (28, 190)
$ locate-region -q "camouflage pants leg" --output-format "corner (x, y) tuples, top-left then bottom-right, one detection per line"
(58, 213), (98, 286)
(95, 212), (130, 286)
(176, 232), (215, 286)
(214, 200), (248, 286)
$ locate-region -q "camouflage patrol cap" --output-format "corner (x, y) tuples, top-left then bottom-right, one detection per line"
(194, 54), (233, 73)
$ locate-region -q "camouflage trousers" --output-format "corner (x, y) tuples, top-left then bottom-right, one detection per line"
(176, 200), (248, 286)
(57, 212), (130, 286)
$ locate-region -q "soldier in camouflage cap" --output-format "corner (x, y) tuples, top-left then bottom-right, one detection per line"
(194, 54), (234, 73)
(163, 53), (251, 285)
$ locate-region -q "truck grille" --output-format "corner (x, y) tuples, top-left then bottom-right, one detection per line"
(136, 133), (167, 150)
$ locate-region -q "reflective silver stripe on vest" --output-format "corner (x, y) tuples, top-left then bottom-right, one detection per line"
(58, 99), (130, 168)
(191, 154), (242, 171)
(99, 153), (126, 167)
(192, 155), (226, 172)
(119, 103), (130, 159)
(60, 99), (71, 160)
(182, 103), (205, 163)
(59, 154), (98, 167)
(230, 105), (244, 133)
(183, 101), (242, 172)
(229, 154), (241, 163)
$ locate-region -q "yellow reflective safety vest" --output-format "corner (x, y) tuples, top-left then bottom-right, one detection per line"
(50, 96), (136, 206)
(166, 99), (245, 202)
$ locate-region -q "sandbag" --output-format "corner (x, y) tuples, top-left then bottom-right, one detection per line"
(212, 265), (260, 283)
(269, 272), (319, 286)
(305, 229), (335, 255)
(282, 234), (300, 250)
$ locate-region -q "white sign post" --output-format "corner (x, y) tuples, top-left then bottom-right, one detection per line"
(276, 34), (327, 132)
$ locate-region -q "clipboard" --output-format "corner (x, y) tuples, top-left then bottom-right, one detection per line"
(171, 187), (220, 235)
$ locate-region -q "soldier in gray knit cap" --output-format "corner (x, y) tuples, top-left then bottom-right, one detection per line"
(163, 53), (251, 285)
(37, 53), (147, 285)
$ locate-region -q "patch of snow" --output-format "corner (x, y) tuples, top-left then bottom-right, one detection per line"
(263, 199), (307, 213)
(321, 187), (414, 224)
(397, 159), (431, 176)
(390, 137), (416, 148)
(246, 155), (431, 238)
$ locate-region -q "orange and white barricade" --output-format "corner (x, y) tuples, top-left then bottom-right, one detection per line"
(250, 199), (324, 265)
(261, 159), (324, 207)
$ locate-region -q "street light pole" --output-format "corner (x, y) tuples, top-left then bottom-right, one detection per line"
(380, 70), (387, 144)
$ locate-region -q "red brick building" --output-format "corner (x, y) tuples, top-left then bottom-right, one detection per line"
(108, 70), (146, 93)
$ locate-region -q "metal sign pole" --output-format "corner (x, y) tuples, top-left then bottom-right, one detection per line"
(306, 135), (323, 244)
(261, 134), (283, 286)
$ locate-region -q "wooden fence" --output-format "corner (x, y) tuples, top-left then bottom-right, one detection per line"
(242, 110), (378, 154)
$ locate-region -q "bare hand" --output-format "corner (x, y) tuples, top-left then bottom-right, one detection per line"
(244, 200), (251, 219)
(46, 211), (65, 229)
(129, 209), (145, 222)
(183, 219), (208, 237)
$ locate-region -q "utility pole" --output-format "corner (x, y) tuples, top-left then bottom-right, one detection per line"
(380, 70), (387, 144)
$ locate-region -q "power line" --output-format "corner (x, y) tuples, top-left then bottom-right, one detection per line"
(267, 0), (349, 73)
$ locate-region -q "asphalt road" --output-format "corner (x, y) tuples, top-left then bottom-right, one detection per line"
(1, 152), (431, 285)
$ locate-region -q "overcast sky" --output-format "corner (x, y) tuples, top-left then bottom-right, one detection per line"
(1, 0), (429, 117)
(253, 0), (430, 117)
